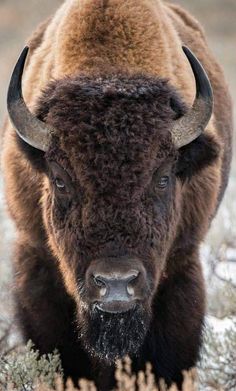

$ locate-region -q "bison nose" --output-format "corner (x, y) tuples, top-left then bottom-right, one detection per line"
(86, 258), (147, 313)
(93, 271), (139, 303)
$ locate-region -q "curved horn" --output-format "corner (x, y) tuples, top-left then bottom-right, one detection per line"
(171, 46), (213, 149)
(7, 46), (52, 152)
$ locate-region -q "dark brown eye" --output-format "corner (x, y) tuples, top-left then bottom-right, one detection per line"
(157, 176), (169, 189)
(55, 177), (66, 192)
(48, 161), (76, 202)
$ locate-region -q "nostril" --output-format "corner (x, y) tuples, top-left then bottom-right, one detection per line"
(127, 272), (139, 297)
(93, 276), (104, 287)
(127, 284), (134, 296)
(93, 276), (107, 297)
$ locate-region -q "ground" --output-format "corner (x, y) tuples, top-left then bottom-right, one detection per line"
(0, 1), (235, 390)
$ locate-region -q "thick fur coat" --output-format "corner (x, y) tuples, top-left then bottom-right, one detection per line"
(1, 1), (233, 390)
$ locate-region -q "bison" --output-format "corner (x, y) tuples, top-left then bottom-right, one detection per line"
(1, 0), (233, 389)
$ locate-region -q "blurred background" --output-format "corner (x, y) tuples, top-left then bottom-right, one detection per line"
(0, 0), (235, 388)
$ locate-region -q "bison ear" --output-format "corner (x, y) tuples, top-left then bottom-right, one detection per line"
(175, 133), (220, 181)
(16, 135), (47, 172)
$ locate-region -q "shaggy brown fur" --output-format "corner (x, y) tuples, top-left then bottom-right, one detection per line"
(1, 1), (233, 390)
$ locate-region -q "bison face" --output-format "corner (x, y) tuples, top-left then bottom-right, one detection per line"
(8, 47), (216, 362)
(39, 75), (183, 361)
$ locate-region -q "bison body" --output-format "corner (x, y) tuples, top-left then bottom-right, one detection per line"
(1, 0), (233, 389)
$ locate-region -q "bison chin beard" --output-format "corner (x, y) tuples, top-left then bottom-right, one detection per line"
(77, 304), (150, 363)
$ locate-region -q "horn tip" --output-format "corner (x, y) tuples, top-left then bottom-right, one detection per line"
(181, 45), (213, 102)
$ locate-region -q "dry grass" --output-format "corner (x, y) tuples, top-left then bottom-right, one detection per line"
(0, 357), (199, 391)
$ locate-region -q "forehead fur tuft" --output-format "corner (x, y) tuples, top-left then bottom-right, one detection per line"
(35, 73), (187, 197)
(37, 73), (187, 118)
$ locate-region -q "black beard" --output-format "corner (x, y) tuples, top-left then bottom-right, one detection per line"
(77, 304), (150, 363)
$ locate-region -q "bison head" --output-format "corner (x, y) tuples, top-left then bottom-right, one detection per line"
(7, 47), (217, 361)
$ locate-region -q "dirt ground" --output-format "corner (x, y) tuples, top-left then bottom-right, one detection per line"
(0, 0), (235, 321)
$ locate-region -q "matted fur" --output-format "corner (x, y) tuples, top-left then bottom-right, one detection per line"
(1, 1), (233, 390)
